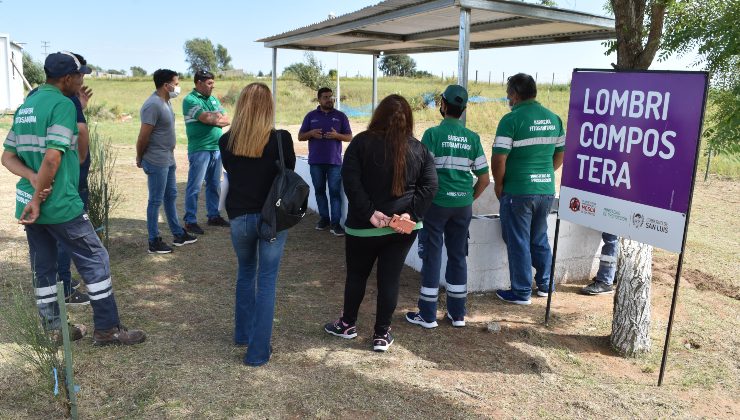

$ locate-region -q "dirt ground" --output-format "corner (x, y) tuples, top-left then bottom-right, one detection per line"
(0, 143), (738, 419)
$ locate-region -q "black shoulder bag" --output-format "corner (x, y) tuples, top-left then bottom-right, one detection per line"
(258, 131), (311, 242)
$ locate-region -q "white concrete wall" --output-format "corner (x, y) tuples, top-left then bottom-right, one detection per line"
(295, 157), (603, 292)
(0, 34), (24, 113)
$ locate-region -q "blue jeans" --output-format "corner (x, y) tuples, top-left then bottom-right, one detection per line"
(596, 232), (619, 285)
(499, 194), (554, 299)
(57, 160), (91, 296)
(230, 213), (288, 366)
(309, 164), (342, 225)
(184, 150), (222, 224)
(418, 204), (472, 320)
(142, 160), (184, 242)
(26, 214), (120, 330)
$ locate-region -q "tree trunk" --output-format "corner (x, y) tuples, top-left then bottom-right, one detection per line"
(611, 239), (652, 356)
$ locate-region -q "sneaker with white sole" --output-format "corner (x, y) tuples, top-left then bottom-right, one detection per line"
(148, 237), (172, 254)
(495, 290), (532, 305)
(446, 312), (465, 327)
(172, 232), (198, 246)
(65, 289), (90, 306)
(372, 330), (394, 352)
(324, 318), (357, 339)
(405, 311), (438, 329)
(580, 281), (614, 295)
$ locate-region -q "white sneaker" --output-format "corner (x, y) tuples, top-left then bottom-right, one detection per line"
(405, 312), (438, 329)
(446, 312), (465, 327)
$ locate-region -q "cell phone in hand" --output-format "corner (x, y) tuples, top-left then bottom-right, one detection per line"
(389, 214), (415, 234)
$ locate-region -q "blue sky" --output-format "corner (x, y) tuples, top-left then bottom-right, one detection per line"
(1, 0), (698, 83)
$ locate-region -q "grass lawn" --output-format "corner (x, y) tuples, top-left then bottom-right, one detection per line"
(0, 77), (738, 418)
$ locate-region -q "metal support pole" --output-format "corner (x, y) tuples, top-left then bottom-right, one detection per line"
(457, 7), (471, 125)
(372, 54), (378, 113)
(336, 53), (341, 111)
(271, 48), (277, 125)
(544, 218), (561, 325)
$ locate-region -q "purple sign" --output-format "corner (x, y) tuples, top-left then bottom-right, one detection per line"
(559, 70), (708, 253)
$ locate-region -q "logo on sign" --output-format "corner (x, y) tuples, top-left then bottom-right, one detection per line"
(632, 213), (644, 228)
(645, 217), (669, 234)
(569, 197), (581, 212)
(603, 207), (628, 222)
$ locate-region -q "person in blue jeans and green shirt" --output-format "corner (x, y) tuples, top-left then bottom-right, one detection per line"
(298, 87), (352, 236)
(406, 84), (490, 329)
(182, 70), (231, 234)
(492, 73), (565, 305)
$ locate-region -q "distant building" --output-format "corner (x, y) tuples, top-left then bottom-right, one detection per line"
(0, 33), (25, 113)
(217, 69), (247, 78)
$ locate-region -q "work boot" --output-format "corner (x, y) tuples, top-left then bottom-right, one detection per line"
(93, 324), (146, 346)
(50, 324), (87, 344)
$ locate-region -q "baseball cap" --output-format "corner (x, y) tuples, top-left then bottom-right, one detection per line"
(442, 84), (468, 108)
(44, 52), (92, 78)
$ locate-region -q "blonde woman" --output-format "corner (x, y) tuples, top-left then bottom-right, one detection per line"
(219, 83), (295, 366)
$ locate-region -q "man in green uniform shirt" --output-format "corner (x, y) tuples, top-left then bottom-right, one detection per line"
(182, 70), (230, 234)
(492, 73), (565, 305)
(2, 52), (145, 345)
(406, 85), (490, 329)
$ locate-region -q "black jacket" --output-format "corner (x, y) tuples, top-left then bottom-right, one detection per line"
(341, 131), (438, 230)
(219, 129), (296, 219)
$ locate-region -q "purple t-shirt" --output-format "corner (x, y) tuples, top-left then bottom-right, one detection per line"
(299, 107), (352, 165)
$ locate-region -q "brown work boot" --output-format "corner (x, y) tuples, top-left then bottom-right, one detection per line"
(50, 324), (87, 345)
(93, 324), (146, 346)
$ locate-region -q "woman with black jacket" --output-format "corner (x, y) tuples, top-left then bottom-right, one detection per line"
(324, 94), (438, 352)
(219, 82), (295, 366)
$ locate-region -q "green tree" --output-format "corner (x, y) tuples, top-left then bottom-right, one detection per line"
(22, 52), (44, 86)
(215, 43), (233, 71)
(378, 54), (417, 76)
(660, 0), (739, 155)
(130, 66), (147, 77)
(283, 53), (331, 90)
(184, 38), (218, 73)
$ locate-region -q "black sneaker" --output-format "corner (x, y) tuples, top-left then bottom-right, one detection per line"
(324, 318), (357, 339)
(148, 237), (173, 254)
(581, 281), (614, 295)
(70, 278), (81, 290)
(372, 329), (394, 352)
(207, 216), (230, 227)
(405, 311), (438, 329)
(184, 222), (205, 235)
(330, 224), (345, 237)
(65, 289), (90, 306)
(315, 219), (330, 231)
(173, 232), (198, 247)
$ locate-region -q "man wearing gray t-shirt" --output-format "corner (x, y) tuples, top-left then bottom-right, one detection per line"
(136, 69), (197, 254)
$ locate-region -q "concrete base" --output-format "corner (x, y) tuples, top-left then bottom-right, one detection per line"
(295, 157), (603, 292)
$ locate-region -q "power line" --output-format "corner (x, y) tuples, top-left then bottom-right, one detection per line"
(41, 41), (50, 58)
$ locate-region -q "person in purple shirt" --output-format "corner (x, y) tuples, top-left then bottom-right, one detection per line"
(298, 87), (352, 236)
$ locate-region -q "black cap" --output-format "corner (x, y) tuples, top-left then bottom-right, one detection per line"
(44, 52), (92, 78)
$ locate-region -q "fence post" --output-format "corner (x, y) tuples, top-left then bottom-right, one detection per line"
(488, 71), (491, 85)
(475, 70), (478, 84)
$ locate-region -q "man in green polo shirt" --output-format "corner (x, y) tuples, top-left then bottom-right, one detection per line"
(406, 85), (490, 329)
(182, 70), (230, 234)
(2, 51), (145, 345)
(492, 73), (565, 305)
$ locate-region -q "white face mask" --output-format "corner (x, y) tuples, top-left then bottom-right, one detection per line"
(167, 84), (181, 99)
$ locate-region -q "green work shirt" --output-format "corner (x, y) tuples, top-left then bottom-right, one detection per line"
(492, 99), (565, 195)
(3, 84), (82, 224)
(183, 89), (225, 153)
(421, 118), (489, 207)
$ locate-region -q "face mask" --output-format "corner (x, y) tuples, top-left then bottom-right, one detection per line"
(168, 84), (181, 99)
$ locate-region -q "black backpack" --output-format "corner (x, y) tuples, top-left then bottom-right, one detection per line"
(258, 131), (310, 242)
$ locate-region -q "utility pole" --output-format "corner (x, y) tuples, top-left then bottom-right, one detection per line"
(41, 41), (50, 57)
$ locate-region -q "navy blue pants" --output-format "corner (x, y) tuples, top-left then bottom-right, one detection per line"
(26, 214), (120, 330)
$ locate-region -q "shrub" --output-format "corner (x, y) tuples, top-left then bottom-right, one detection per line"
(86, 126), (122, 247)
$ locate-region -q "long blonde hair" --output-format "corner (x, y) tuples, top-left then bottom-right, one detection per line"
(227, 82), (274, 157)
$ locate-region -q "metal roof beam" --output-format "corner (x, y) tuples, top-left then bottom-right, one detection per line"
(324, 39), (391, 52)
(405, 16), (543, 41)
(343, 31), (406, 41)
(469, 30), (615, 49)
(459, 0), (615, 28)
(263, 0), (457, 48)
